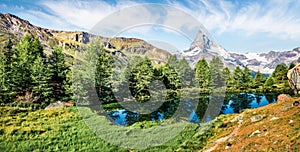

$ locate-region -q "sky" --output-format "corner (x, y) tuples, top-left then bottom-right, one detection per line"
(0, 0), (300, 53)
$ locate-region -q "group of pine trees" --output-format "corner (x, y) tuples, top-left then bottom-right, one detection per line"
(195, 58), (293, 93)
(0, 35), (294, 108)
(0, 35), (72, 107)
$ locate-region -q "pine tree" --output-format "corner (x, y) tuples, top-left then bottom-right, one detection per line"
(209, 57), (225, 89)
(11, 35), (32, 95)
(11, 35), (44, 98)
(222, 67), (234, 91)
(30, 56), (51, 103)
(195, 58), (211, 91)
(242, 66), (253, 90)
(264, 76), (275, 92)
(49, 46), (69, 102)
(159, 63), (180, 99)
(3, 39), (14, 96)
(272, 63), (288, 83)
(253, 71), (266, 91)
(167, 54), (179, 66)
(178, 58), (194, 88)
(128, 57), (154, 102)
(3, 38), (14, 65)
(233, 66), (243, 91)
(0, 51), (6, 102)
(288, 62), (296, 70)
(161, 63), (180, 89)
(95, 47), (114, 103)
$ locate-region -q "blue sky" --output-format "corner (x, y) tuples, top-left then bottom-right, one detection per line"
(0, 0), (300, 53)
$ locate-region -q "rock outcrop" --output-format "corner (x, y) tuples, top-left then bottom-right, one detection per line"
(287, 63), (300, 94)
(45, 101), (73, 110)
(277, 94), (291, 103)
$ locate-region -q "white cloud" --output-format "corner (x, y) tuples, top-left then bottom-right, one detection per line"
(169, 0), (300, 40)
(19, 10), (75, 30)
(38, 0), (143, 31)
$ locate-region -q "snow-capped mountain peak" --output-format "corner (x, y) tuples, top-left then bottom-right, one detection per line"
(179, 30), (300, 74)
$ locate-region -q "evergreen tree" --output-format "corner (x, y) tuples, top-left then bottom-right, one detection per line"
(195, 58), (211, 91)
(11, 35), (33, 95)
(0, 51), (6, 102)
(30, 56), (51, 103)
(48, 46), (69, 102)
(129, 57), (154, 102)
(159, 63), (180, 99)
(222, 67), (234, 91)
(209, 57), (225, 89)
(233, 66), (243, 91)
(253, 71), (266, 90)
(242, 66), (253, 90)
(3, 39), (14, 96)
(288, 62), (296, 70)
(264, 76), (275, 92)
(272, 63), (288, 83)
(160, 64), (180, 89)
(167, 54), (179, 66)
(178, 58), (194, 88)
(3, 38), (14, 65)
(95, 47), (114, 103)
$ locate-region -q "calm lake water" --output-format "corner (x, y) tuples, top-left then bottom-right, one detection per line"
(106, 93), (277, 126)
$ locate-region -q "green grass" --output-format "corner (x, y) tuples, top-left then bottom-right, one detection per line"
(0, 106), (221, 151)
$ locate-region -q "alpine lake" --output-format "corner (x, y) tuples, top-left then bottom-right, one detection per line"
(103, 93), (278, 126)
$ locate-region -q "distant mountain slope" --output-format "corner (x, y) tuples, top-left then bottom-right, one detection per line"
(180, 30), (299, 74)
(235, 48), (300, 74)
(0, 13), (170, 64)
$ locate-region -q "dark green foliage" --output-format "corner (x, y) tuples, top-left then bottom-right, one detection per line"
(209, 57), (225, 89)
(158, 63), (181, 99)
(253, 71), (266, 91)
(264, 77), (275, 92)
(178, 58), (195, 88)
(159, 64), (180, 90)
(288, 62), (296, 70)
(0, 51), (7, 102)
(11, 35), (35, 95)
(233, 66), (243, 91)
(128, 57), (155, 102)
(95, 46), (115, 103)
(48, 46), (70, 102)
(241, 66), (252, 89)
(195, 58), (211, 91)
(30, 56), (52, 103)
(272, 63), (288, 83)
(222, 67), (234, 91)
(167, 55), (195, 88)
(0, 35), (72, 106)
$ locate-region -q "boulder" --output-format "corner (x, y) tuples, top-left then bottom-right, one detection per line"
(277, 94), (291, 103)
(250, 114), (266, 123)
(249, 130), (261, 137)
(45, 101), (73, 110)
(287, 63), (300, 94)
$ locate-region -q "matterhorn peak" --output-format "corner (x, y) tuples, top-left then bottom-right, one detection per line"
(190, 30), (212, 50)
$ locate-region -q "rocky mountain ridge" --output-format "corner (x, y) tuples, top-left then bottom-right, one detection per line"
(0, 13), (170, 64)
